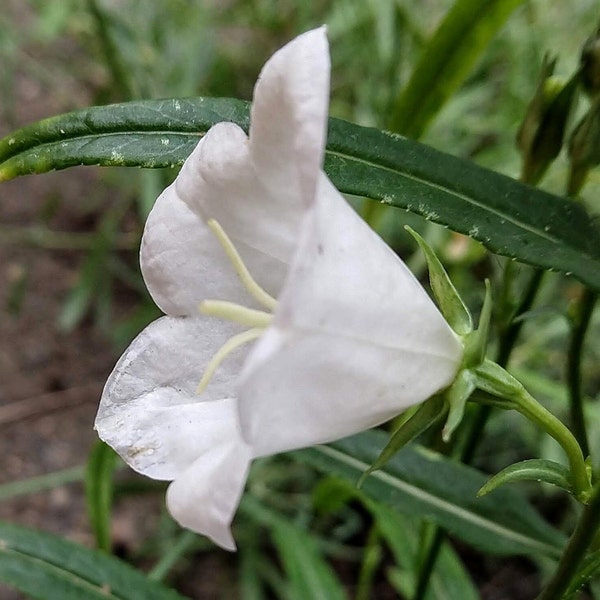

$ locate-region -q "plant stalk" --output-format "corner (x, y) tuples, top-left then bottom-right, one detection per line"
(567, 287), (597, 458)
(537, 482), (600, 600)
(512, 388), (590, 501)
(413, 265), (545, 599)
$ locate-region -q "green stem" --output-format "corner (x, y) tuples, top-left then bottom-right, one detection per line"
(356, 526), (382, 600)
(0, 465), (85, 501)
(496, 268), (545, 367)
(537, 482), (600, 600)
(567, 288), (597, 458)
(0, 224), (137, 250)
(513, 386), (590, 501)
(413, 265), (544, 600)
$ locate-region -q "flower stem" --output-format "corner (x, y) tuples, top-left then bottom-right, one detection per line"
(567, 287), (597, 458)
(514, 387), (590, 501)
(496, 268), (545, 367)
(413, 265), (544, 600)
(537, 482), (600, 600)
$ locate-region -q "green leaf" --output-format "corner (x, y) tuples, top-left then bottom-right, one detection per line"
(270, 522), (348, 600)
(1, 98), (600, 291)
(371, 504), (480, 600)
(564, 549), (600, 599)
(86, 441), (119, 552)
(239, 548), (269, 600)
(359, 395), (447, 484)
(388, 0), (526, 138)
(0, 98), (249, 172)
(0, 466), (85, 501)
(0, 521), (188, 600)
(477, 459), (573, 497)
(443, 369), (477, 442)
(295, 430), (565, 559)
(313, 477), (480, 600)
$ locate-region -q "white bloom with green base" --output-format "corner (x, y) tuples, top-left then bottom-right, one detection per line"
(95, 27), (464, 551)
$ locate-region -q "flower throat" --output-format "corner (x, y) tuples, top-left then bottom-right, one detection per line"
(196, 219), (276, 393)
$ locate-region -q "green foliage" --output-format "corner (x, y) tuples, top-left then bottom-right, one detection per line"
(478, 458), (573, 497)
(86, 441), (119, 552)
(0, 522), (188, 600)
(270, 522), (348, 600)
(371, 504), (480, 600)
(297, 430), (565, 559)
(388, 0), (527, 138)
(3, 1), (600, 597)
(2, 99), (600, 292)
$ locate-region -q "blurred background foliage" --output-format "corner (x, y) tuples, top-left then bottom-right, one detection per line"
(1, 1), (600, 598)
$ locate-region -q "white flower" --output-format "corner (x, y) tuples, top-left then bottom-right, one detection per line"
(95, 27), (463, 551)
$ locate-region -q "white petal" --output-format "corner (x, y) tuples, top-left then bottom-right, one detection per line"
(140, 28), (330, 308)
(275, 175), (462, 359)
(141, 123), (306, 310)
(182, 123), (304, 270)
(250, 26), (330, 207)
(141, 175), (290, 315)
(239, 175), (463, 455)
(166, 438), (252, 551)
(239, 327), (459, 456)
(95, 315), (250, 480)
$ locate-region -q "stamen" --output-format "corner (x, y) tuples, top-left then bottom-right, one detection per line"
(207, 219), (277, 310)
(196, 328), (263, 394)
(200, 300), (272, 328)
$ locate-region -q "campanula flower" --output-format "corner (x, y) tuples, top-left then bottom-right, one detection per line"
(95, 27), (463, 551)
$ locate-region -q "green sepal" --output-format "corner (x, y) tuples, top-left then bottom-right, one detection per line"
(358, 395), (447, 487)
(478, 459), (573, 498)
(442, 369), (477, 442)
(405, 226), (472, 336)
(472, 358), (524, 401)
(463, 279), (492, 368)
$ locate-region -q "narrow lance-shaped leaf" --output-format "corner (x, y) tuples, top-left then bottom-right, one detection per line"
(564, 549), (600, 599)
(0, 521), (188, 600)
(478, 459), (574, 497)
(85, 440), (119, 552)
(388, 0), (527, 137)
(296, 430), (566, 559)
(1, 98), (599, 292)
(370, 502), (481, 600)
(270, 523), (348, 600)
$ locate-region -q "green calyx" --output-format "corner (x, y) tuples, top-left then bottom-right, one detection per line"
(405, 226), (472, 336)
(369, 230), (591, 505)
(406, 227), (492, 442)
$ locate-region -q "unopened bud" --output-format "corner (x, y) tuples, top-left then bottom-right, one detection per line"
(516, 55), (578, 184)
(580, 26), (600, 97)
(568, 98), (600, 195)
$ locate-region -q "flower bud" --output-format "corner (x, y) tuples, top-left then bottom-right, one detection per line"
(580, 26), (600, 97)
(568, 98), (600, 195)
(516, 55), (578, 184)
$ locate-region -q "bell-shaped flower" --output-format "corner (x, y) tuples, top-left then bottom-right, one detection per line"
(95, 27), (464, 551)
